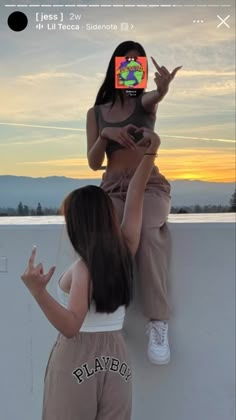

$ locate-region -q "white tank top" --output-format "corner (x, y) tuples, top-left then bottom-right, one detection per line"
(57, 275), (125, 333)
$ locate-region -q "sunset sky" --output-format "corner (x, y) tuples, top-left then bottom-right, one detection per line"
(0, 0), (235, 182)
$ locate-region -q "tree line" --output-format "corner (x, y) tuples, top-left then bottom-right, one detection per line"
(0, 189), (235, 216)
(0, 202), (59, 216)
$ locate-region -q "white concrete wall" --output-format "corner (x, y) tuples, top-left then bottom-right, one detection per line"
(0, 217), (235, 420)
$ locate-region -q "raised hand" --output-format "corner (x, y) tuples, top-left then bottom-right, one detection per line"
(136, 128), (161, 150)
(151, 56), (182, 98)
(21, 246), (56, 297)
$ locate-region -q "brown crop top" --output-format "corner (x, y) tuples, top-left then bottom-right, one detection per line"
(94, 93), (156, 158)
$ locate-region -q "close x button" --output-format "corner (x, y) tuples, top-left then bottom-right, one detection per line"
(217, 15), (231, 29)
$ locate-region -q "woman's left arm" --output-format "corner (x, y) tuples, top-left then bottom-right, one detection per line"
(21, 247), (89, 338)
(142, 57), (182, 113)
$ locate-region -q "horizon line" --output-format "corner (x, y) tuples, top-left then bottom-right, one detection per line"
(0, 174), (235, 183)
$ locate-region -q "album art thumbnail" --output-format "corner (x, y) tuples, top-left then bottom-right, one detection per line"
(115, 56), (147, 89)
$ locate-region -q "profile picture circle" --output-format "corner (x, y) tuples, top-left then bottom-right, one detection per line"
(8, 11), (28, 32)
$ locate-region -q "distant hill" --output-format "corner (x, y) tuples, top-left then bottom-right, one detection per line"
(0, 175), (234, 208)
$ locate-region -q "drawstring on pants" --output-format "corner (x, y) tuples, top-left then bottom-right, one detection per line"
(103, 169), (133, 195)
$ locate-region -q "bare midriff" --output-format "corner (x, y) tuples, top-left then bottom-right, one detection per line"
(106, 145), (153, 173)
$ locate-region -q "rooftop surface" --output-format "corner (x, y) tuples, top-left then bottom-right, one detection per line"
(0, 213), (234, 225)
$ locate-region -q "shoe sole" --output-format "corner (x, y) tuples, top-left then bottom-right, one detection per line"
(148, 354), (170, 365)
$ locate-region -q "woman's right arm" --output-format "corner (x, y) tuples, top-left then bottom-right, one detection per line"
(120, 130), (160, 257)
(86, 107), (108, 171)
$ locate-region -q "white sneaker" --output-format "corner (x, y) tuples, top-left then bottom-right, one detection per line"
(146, 321), (170, 365)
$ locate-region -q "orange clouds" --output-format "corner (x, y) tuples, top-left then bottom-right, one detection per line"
(11, 148), (234, 182)
(158, 148), (235, 182)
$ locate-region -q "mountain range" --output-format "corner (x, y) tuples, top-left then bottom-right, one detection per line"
(0, 175), (234, 208)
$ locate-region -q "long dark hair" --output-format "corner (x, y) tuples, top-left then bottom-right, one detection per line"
(95, 40), (147, 107)
(61, 186), (133, 313)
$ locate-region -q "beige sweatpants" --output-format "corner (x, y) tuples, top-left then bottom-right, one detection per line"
(100, 166), (171, 320)
(42, 330), (132, 420)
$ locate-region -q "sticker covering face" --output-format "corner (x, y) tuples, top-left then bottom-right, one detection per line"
(115, 56), (147, 90)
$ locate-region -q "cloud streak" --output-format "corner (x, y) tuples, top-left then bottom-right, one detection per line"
(0, 122), (85, 131)
(0, 122), (234, 144)
(161, 134), (235, 144)
(16, 158), (88, 166)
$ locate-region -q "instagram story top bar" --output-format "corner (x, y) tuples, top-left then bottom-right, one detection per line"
(4, 4), (233, 8)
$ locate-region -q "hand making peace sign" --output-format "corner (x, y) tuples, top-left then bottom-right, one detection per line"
(151, 56), (182, 99)
(21, 246), (56, 297)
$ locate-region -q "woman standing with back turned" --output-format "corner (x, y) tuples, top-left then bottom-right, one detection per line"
(87, 40), (182, 365)
(21, 129), (160, 420)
